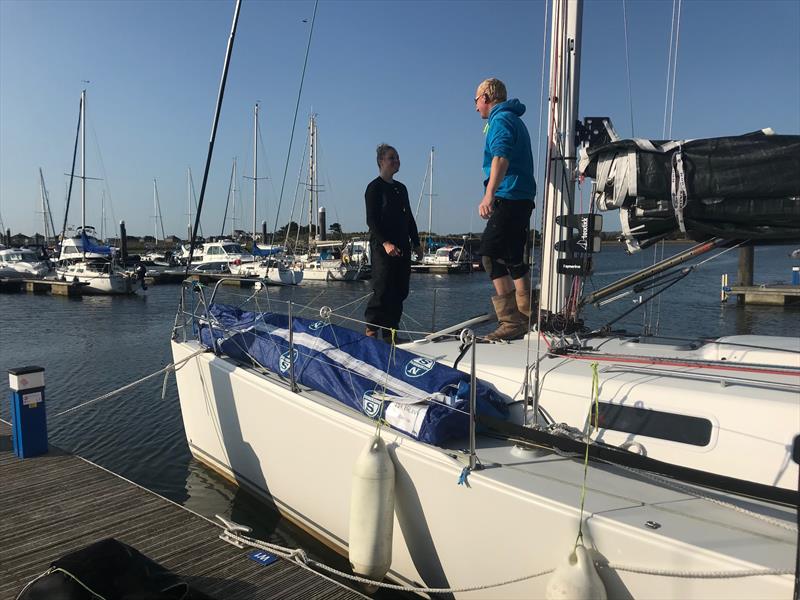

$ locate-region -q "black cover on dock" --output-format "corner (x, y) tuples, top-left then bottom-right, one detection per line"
(18, 538), (211, 599)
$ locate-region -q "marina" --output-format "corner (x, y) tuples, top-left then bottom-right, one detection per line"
(1, 0), (798, 598)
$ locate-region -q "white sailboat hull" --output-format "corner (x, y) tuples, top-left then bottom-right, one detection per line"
(302, 263), (368, 281)
(172, 339), (795, 599)
(56, 267), (139, 295)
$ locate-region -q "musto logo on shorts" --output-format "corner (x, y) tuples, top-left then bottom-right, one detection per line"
(404, 357), (435, 378)
(308, 321), (327, 331)
(361, 390), (383, 418)
(279, 349), (299, 374)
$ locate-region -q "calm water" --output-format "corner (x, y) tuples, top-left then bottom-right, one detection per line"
(1, 243), (797, 572)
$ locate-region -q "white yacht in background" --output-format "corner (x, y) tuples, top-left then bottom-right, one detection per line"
(298, 240), (370, 281)
(0, 247), (50, 278)
(230, 244), (304, 285)
(55, 92), (139, 295)
(200, 240), (255, 267)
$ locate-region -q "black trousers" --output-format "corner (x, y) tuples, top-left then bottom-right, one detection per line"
(365, 242), (411, 332)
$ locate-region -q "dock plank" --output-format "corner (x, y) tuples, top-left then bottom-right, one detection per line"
(0, 423), (365, 600)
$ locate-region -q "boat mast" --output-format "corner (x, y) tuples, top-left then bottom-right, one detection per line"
(252, 103), (258, 243)
(100, 191), (106, 240)
(539, 0), (583, 316)
(187, 167), (192, 243)
(307, 114), (316, 252)
(153, 179), (158, 245)
(231, 158), (238, 237)
(428, 146), (434, 250)
(38, 168), (55, 243)
(81, 89), (86, 232)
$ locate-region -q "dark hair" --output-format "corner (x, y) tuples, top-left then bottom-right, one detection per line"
(376, 143), (397, 168)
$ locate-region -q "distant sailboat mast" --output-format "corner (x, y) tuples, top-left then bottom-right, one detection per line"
(81, 89), (86, 232)
(307, 114), (316, 252)
(427, 146), (434, 250)
(231, 158), (238, 237)
(187, 167), (192, 242)
(38, 168), (56, 243)
(100, 191), (106, 241)
(252, 103), (258, 242)
(152, 179), (165, 246)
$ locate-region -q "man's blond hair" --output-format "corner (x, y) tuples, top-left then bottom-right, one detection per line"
(477, 78), (507, 104)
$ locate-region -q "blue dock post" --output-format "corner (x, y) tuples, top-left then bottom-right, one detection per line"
(8, 366), (48, 458)
(792, 266), (799, 286)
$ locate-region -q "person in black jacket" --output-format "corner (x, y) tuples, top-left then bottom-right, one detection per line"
(364, 144), (422, 340)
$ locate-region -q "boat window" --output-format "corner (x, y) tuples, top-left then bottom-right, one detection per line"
(223, 244), (244, 254)
(591, 402), (712, 446)
(436, 248), (449, 257)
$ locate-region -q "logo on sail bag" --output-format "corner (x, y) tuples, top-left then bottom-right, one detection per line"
(404, 357), (435, 378)
(279, 349), (299, 374)
(309, 321), (328, 331)
(361, 390), (383, 418)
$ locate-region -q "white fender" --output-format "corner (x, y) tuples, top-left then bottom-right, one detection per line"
(545, 544), (607, 600)
(349, 435), (395, 585)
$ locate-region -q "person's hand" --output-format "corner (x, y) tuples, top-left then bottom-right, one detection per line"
(383, 241), (401, 257)
(479, 194), (494, 219)
(414, 245), (424, 260)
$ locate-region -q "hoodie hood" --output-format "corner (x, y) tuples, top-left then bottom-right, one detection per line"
(490, 98), (526, 119)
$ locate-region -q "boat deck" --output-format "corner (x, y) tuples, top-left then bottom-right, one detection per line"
(0, 421), (365, 600)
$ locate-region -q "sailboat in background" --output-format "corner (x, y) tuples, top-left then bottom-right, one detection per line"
(56, 90), (140, 295)
(416, 147), (471, 273)
(230, 103), (303, 285)
(295, 113), (369, 281)
(171, 1), (798, 597)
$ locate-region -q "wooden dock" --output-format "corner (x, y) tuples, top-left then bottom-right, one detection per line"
(726, 284), (800, 306)
(0, 421), (365, 600)
(0, 278), (88, 296)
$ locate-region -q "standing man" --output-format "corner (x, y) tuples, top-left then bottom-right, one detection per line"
(364, 144), (422, 341)
(475, 78), (536, 341)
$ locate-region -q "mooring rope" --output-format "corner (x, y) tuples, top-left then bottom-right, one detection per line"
(51, 347), (208, 418)
(218, 528), (792, 594)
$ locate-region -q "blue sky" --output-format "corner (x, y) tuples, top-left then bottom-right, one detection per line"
(1, 0), (798, 239)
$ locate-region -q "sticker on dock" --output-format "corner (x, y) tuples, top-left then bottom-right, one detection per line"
(248, 550), (279, 566)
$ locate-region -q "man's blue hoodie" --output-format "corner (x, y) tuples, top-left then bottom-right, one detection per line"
(483, 99), (536, 201)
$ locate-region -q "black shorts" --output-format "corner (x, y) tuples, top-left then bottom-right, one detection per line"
(479, 197), (534, 263)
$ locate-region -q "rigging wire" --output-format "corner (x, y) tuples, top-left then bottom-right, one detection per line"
(269, 0), (319, 246)
(88, 120), (119, 240)
(651, 0), (683, 335)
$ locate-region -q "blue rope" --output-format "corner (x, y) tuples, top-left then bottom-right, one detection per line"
(457, 466), (471, 486)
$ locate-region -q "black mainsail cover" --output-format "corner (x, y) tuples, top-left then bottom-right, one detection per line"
(579, 129), (800, 251)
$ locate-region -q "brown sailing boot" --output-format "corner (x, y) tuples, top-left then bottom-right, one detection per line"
(486, 290), (528, 341)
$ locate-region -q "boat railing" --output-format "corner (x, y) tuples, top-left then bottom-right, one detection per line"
(174, 279), (486, 464)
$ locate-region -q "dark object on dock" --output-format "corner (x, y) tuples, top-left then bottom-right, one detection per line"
(18, 538), (212, 600)
(0, 421), (364, 600)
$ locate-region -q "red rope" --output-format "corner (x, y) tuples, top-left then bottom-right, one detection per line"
(558, 352), (800, 378)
